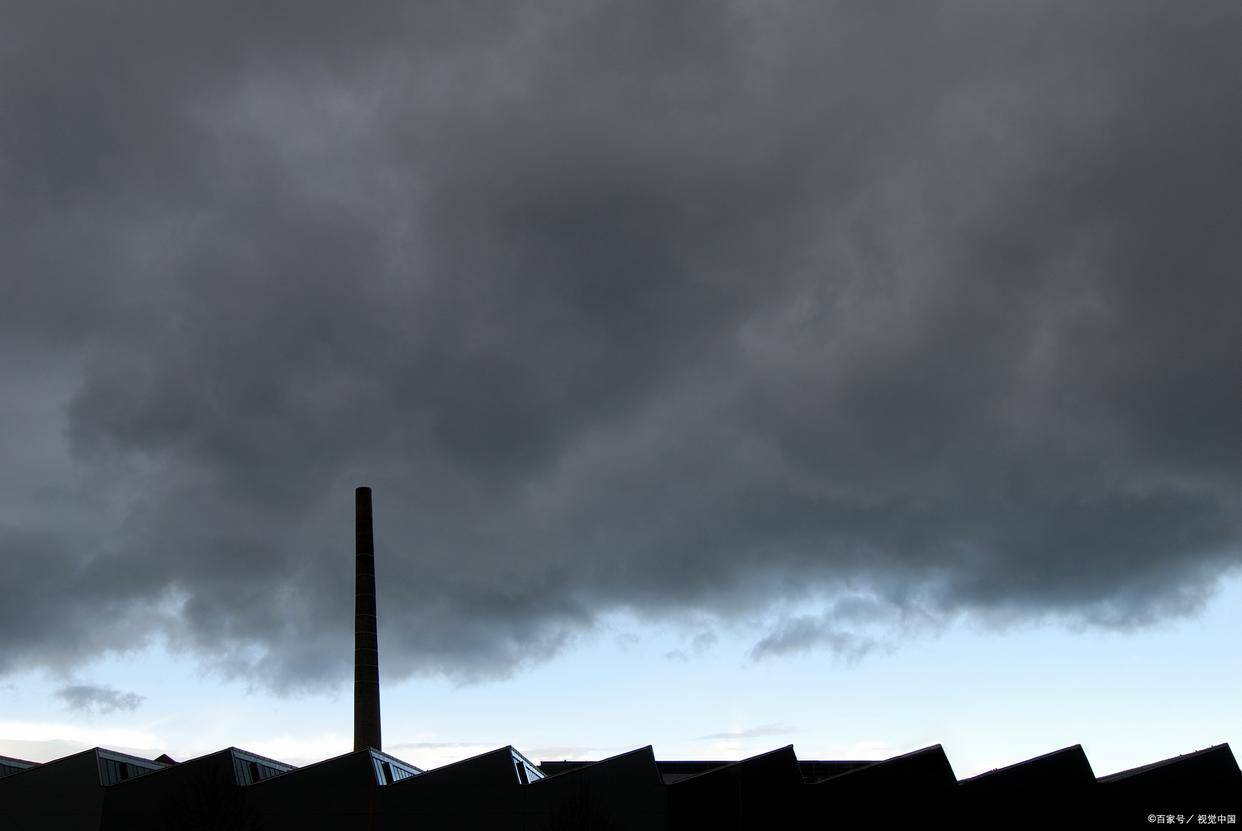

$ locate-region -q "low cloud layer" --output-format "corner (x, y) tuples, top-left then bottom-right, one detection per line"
(2, 2), (1240, 691)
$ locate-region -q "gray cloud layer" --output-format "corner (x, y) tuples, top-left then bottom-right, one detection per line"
(55, 684), (145, 715)
(2, 2), (1240, 690)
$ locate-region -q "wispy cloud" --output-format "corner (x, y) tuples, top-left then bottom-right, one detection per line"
(55, 684), (145, 715)
(386, 740), (494, 751)
(695, 723), (801, 741)
(749, 618), (886, 663)
(526, 746), (606, 761)
(690, 631), (718, 653)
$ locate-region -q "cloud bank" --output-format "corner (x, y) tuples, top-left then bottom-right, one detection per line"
(1, 2), (1240, 690)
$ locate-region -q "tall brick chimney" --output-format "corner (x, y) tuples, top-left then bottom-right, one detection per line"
(354, 486), (382, 752)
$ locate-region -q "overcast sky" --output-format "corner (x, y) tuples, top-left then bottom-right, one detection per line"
(2, 1), (1240, 772)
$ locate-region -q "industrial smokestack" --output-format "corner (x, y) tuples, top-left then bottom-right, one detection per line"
(354, 486), (382, 752)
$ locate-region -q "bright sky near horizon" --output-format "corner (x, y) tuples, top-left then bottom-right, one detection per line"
(4, 576), (1240, 778)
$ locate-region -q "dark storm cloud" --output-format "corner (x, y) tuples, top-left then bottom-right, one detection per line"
(2, 2), (1240, 688)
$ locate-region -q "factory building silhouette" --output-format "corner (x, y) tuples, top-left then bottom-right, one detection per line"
(1, 487), (1238, 828)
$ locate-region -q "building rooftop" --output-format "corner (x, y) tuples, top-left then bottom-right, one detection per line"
(1, 739), (1235, 826)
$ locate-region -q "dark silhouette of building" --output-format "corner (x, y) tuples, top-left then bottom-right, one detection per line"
(539, 755), (873, 784)
(667, 745), (802, 829)
(1099, 743), (1241, 792)
(959, 744), (1097, 820)
(2, 487), (1238, 827)
(100, 746), (292, 830)
(530, 746), (667, 829)
(377, 744), (539, 826)
(0, 755), (36, 779)
(960, 743), (1096, 795)
(0, 747), (164, 829)
(246, 747), (418, 830)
